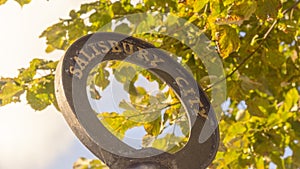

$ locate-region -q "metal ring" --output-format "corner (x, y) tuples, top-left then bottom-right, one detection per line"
(55, 32), (219, 169)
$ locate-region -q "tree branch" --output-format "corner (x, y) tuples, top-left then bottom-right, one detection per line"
(205, 0), (300, 91)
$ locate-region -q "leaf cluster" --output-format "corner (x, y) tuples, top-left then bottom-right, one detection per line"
(89, 61), (189, 153)
(0, 59), (58, 110)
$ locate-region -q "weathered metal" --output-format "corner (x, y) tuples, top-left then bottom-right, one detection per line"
(55, 32), (219, 169)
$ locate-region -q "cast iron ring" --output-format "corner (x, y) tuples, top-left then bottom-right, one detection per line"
(55, 32), (219, 169)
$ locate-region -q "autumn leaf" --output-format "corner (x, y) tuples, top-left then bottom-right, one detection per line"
(14, 0), (31, 7)
(216, 25), (240, 58)
(0, 0), (7, 5)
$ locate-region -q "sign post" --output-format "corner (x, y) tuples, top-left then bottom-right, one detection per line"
(55, 32), (219, 169)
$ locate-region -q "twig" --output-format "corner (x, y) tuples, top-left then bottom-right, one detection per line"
(125, 102), (181, 119)
(204, 0), (300, 91)
(99, 102), (181, 119)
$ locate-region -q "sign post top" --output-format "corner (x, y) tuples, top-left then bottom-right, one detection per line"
(55, 32), (219, 169)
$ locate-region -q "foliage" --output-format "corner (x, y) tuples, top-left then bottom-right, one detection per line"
(1, 0), (300, 168)
(88, 61), (189, 153)
(0, 59), (58, 110)
(73, 157), (108, 169)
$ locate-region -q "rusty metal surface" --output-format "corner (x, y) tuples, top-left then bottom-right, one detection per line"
(55, 32), (219, 169)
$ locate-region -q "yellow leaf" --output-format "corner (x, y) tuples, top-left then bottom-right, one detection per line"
(0, 0), (7, 5)
(193, 0), (208, 12)
(216, 25), (241, 58)
(0, 82), (24, 106)
(14, 0), (31, 7)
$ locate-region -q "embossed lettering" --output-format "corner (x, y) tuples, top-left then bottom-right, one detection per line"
(183, 88), (196, 97)
(98, 41), (110, 53)
(88, 43), (102, 56)
(80, 49), (95, 61)
(137, 47), (150, 62)
(176, 77), (189, 88)
(69, 66), (83, 79)
(188, 96), (201, 106)
(150, 54), (164, 67)
(74, 56), (88, 70)
(108, 40), (122, 53)
(122, 42), (134, 55)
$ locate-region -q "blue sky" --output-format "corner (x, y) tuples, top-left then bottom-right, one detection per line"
(0, 1), (96, 169)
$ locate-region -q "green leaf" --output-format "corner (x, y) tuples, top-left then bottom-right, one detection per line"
(240, 75), (262, 92)
(98, 112), (142, 140)
(79, 2), (101, 14)
(216, 25), (241, 58)
(111, 1), (126, 15)
(39, 23), (67, 51)
(14, 0), (31, 7)
(255, 0), (281, 20)
(0, 78), (12, 88)
(283, 88), (299, 112)
(119, 100), (137, 111)
(230, 1), (257, 21)
(17, 59), (50, 83)
(89, 12), (112, 30)
(142, 134), (155, 147)
(73, 157), (108, 169)
(255, 156), (265, 169)
(89, 85), (101, 100)
(193, 0), (208, 12)
(45, 45), (55, 53)
(177, 115), (190, 136)
(93, 67), (110, 92)
(114, 23), (132, 34)
(152, 134), (187, 154)
(246, 96), (269, 117)
(40, 61), (58, 70)
(68, 18), (87, 44)
(270, 151), (285, 169)
(143, 115), (162, 136)
(221, 150), (240, 167)
(113, 63), (138, 84)
(223, 0), (236, 7)
(0, 81), (24, 106)
(291, 143), (300, 167)
(26, 75), (55, 111)
(223, 122), (247, 144)
(69, 10), (77, 19)
(263, 47), (286, 68)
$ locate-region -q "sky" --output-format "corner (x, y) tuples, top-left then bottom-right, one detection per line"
(0, 1), (97, 169)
